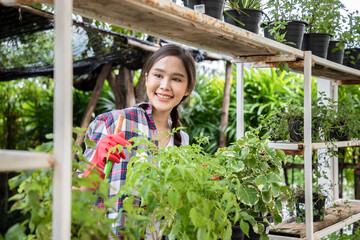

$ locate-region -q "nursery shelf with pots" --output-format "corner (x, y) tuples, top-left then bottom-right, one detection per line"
(1, 0), (360, 240)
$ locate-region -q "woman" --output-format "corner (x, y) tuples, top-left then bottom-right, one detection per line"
(82, 44), (196, 239)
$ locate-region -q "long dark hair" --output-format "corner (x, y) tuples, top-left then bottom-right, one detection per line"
(144, 44), (196, 146)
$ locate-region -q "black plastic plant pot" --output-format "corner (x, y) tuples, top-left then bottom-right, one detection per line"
(261, 20), (307, 49)
(327, 40), (345, 64)
(183, 0), (224, 20)
(287, 117), (304, 142)
(231, 216), (272, 240)
(328, 126), (350, 141)
(343, 48), (360, 70)
(224, 8), (264, 34)
(296, 194), (326, 222)
(303, 33), (331, 58)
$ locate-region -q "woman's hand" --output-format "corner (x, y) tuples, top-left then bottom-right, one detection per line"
(84, 132), (131, 180)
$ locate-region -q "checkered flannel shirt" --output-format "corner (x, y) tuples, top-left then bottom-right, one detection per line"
(83, 102), (158, 239)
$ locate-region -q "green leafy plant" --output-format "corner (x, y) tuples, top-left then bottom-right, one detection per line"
(119, 131), (289, 240)
(216, 132), (290, 239)
(4, 130), (118, 240)
(225, 0), (261, 9)
(263, 98), (323, 142)
(298, 0), (345, 34)
(286, 151), (331, 223)
(264, 0), (299, 22)
(119, 135), (240, 239)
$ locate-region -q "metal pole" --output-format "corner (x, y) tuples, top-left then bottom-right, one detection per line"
(236, 63), (244, 139)
(331, 82), (339, 200)
(304, 51), (314, 240)
(53, 0), (73, 239)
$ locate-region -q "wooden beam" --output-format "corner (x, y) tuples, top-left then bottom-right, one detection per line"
(75, 63), (112, 147)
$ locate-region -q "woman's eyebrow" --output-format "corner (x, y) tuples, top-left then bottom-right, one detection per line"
(153, 68), (185, 77)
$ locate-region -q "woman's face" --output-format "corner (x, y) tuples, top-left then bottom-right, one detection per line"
(146, 56), (190, 115)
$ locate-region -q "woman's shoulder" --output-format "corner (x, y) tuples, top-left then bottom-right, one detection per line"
(180, 130), (189, 146)
(94, 103), (151, 122)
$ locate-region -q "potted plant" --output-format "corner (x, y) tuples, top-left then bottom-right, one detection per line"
(183, 0), (225, 20)
(261, 0), (307, 49)
(299, 0), (345, 58)
(263, 99), (322, 143)
(287, 152), (330, 223)
(342, 10), (360, 69)
(319, 95), (360, 142)
(216, 132), (289, 240)
(223, 0), (264, 34)
(119, 135), (242, 239)
(119, 132), (289, 240)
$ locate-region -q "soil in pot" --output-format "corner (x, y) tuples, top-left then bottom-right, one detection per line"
(262, 20), (307, 49)
(343, 48), (360, 70)
(302, 33), (331, 58)
(231, 215), (272, 240)
(327, 40), (345, 64)
(224, 8), (264, 34)
(296, 193), (326, 222)
(183, 0), (224, 20)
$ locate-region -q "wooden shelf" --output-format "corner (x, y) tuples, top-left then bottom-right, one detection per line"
(2, 0), (360, 83)
(269, 139), (360, 155)
(0, 150), (54, 171)
(268, 199), (360, 240)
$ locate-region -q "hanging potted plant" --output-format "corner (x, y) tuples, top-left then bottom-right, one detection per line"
(342, 10), (360, 69)
(183, 0), (225, 20)
(299, 0), (344, 58)
(223, 0), (264, 34)
(261, 0), (307, 49)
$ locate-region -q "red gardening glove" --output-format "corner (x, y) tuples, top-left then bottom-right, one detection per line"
(84, 132), (131, 180)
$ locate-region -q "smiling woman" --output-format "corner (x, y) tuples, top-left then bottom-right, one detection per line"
(77, 44), (197, 239)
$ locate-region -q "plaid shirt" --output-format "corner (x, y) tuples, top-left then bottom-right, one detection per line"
(84, 102), (158, 239)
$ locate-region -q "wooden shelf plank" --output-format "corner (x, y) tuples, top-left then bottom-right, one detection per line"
(269, 140), (360, 155)
(269, 199), (360, 239)
(0, 150), (54, 171)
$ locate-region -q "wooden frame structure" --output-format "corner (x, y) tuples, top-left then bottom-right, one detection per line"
(1, 0), (360, 239)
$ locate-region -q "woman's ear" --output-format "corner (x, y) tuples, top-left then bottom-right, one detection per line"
(184, 89), (190, 97)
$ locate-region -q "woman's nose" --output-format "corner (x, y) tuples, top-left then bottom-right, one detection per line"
(159, 77), (171, 89)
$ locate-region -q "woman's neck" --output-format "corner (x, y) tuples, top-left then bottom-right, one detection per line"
(152, 109), (170, 131)
(152, 109), (171, 147)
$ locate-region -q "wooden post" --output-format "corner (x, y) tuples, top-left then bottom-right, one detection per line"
(75, 63), (112, 147)
(108, 65), (134, 109)
(219, 61), (232, 148)
(135, 52), (152, 103)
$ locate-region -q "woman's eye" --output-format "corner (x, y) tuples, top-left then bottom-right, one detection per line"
(172, 78), (181, 82)
(154, 74), (162, 78)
